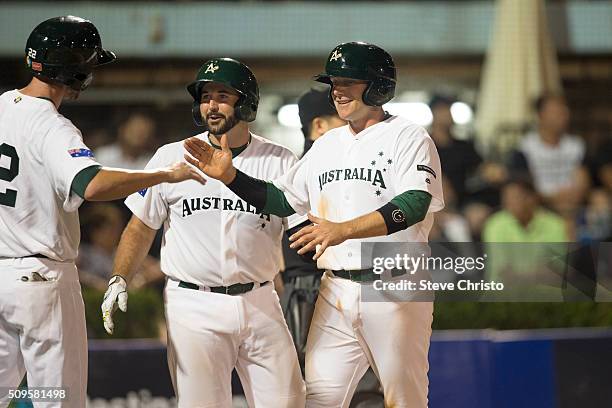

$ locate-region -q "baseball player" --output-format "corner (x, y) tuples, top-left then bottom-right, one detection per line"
(184, 42), (444, 407)
(101, 58), (305, 407)
(0, 16), (204, 408)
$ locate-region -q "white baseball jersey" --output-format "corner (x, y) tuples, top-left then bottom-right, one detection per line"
(125, 132), (303, 287)
(0, 90), (99, 261)
(273, 115), (444, 270)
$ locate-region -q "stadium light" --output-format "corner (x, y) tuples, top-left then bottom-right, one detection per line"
(451, 102), (473, 125)
(384, 102), (433, 126)
(278, 100), (470, 128)
(277, 104), (301, 128)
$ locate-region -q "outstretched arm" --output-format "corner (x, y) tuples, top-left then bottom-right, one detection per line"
(72, 162), (206, 202)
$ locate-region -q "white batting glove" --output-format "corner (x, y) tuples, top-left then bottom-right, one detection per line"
(101, 275), (128, 335)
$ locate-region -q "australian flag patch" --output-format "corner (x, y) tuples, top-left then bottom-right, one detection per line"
(138, 188), (148, 197)
(68, 148), (94, 158)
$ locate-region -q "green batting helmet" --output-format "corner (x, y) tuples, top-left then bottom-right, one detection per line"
(25, 16), (116, 91)
(187, 58), (259, 126)
(315, 42), (396, 106)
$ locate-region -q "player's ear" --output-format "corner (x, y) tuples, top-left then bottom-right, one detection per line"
(311, 117), (325, 138)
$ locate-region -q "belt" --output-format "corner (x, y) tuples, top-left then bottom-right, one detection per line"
(178, 280), (269, 295)
(330, 268), (406, 283)
(0, 254), (49, 260)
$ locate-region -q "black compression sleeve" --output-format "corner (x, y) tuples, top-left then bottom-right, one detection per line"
(225, 169), (268, 211)
(226, 169), (296, 217)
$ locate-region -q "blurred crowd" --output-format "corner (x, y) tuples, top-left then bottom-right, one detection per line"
(77, 112), (165, 290)
(429, 93), (612, 245)
(77, 92), (612, 290)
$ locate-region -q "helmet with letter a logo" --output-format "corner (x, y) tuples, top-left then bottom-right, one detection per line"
(187, 58), (260, 125)
(315, 42), (396, 106)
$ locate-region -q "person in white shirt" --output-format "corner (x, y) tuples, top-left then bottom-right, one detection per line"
(102, 58), (305, 407)
(95, 112), (157, 170)
(0, 16), (203, 408)
(512, 94), (589, 213)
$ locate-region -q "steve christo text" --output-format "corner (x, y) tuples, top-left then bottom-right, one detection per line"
(372, 279), (505, 292)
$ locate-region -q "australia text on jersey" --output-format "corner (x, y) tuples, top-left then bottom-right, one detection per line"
(181, 195), (271, 221)
(318, 167), (386, 191)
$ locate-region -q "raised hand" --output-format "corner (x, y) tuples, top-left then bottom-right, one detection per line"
(184, 136), (236, 184)
(165, 161), (207, 185)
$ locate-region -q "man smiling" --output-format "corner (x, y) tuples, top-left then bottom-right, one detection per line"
(184, 43), (444, 407)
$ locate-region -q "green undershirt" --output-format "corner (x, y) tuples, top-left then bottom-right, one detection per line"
(209, 135), (251, 158)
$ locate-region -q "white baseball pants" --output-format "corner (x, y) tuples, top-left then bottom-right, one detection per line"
(305, 272), (433, 408)
(0, 257), (87, 408)
(165, 280), (305, 408)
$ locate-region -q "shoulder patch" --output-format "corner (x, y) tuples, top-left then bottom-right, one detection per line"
(138, 188), (148, 197)
(68, 148), (94, 158)
(417, 164), (437, 179)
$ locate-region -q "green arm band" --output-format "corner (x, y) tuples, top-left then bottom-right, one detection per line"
(390, 190), (432, 226)
(71, 165), (102, 199)
(262, 182), (296, 217)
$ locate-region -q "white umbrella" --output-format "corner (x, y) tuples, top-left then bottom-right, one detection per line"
(476, 0), (561, 154)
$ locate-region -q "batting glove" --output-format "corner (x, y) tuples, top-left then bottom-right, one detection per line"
(101, 275), (128, 335)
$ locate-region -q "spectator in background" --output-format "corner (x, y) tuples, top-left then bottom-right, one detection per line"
(483, 179), (568, 299)
(576, 189), (612, 243)
(429, 94), (505, 240)
(428, 94), (482, 207)
(483, 178), (567, 242)
(510, 94), (589, 214)
(78, 203), (163, 290)
(281, 88), (345, 286)
(96, 112), (157, 170)
(430, 178), (471, 243)
(280, 88), (345, 366)
(462, 201), (493, 242)
(83, 127), (112, 151)
(298, 87), (346, 157)
(584, 133), (612, 195)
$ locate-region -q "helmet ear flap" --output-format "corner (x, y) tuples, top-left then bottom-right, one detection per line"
(234, 94), (257, 122)
(362, 81), (377, 106)
(192, 100), (204, 126)
(363, 78), (395, 106)
(191, 82), (205, 126)
(234, 94), (246, 122)
(327, 88), (335, 109)
(237, 106), (256, 122)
